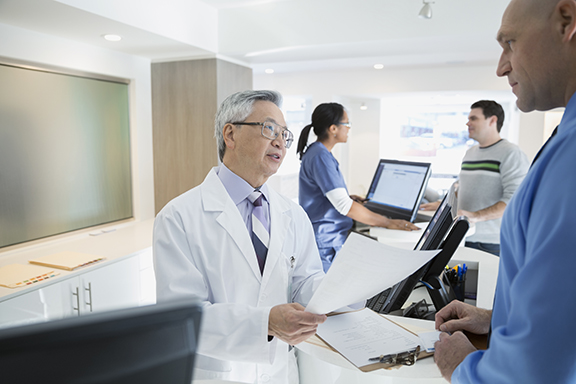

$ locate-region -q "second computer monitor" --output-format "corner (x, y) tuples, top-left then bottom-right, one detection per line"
(0, 300), (202, 384)
(364, 159), (431, 222)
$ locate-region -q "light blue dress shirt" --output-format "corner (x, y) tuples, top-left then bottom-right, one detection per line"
(216, 164), (270, 235)
(452, 93), (576, 383)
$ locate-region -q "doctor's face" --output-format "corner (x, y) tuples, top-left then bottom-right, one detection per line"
(229, 100), (288, 187)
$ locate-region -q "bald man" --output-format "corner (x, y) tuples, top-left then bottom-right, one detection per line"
(433, 0), (576, 382)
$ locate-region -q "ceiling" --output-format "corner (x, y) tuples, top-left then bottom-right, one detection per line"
(0, 0), (511, 74)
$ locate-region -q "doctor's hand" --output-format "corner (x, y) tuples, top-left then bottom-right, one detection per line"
(434, 331), (477, 382)
(268, 303), (327, 345)
(435, 300), (492, 335)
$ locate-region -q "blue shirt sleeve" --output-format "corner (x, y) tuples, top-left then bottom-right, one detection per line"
(452, 119), (576, 384)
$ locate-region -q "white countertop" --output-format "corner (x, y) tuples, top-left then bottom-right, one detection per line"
(0, 219), (154, 302)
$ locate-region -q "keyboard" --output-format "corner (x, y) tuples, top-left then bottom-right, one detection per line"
(366, 287), (392, 313)
(366, 274), (421, 314)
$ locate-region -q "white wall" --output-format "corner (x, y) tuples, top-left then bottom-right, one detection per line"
(0, 22), (155, 223)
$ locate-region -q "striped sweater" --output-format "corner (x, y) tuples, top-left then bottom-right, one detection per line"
(458, 139), (529, 244)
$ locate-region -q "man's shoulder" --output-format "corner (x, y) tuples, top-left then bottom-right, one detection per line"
(158, 184), (203, 216)
(498, 139), (523, 152)
(158, 170), (218, 215)
(466, 140), (524, 159)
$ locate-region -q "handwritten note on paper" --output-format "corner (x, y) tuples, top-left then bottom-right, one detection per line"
(306, 232), (440, 315)
(316, 308), (422, 369)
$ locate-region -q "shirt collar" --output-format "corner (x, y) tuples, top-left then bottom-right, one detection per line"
(217, 163), (270, 204)
(559, 92), (576, 135)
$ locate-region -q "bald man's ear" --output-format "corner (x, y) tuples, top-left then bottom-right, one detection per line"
(557, 0), (576, 43)
(223, 123), (236, 150)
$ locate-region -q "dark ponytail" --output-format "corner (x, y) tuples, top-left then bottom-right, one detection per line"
(296, 124), (314, 160)
(296, 102), (345, 160)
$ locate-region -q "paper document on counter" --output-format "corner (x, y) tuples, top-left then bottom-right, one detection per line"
(306, 232), (440, 315)
(316, 308), (422, 369)
(417, 330), (441, 353)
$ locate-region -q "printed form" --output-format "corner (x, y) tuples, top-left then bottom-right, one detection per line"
(306, 232), (440, 315)
(316, 308), (423, 368)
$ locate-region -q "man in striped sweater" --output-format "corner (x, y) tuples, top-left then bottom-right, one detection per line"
(458, 100), (529, 256)
(422, 100), (529, 256)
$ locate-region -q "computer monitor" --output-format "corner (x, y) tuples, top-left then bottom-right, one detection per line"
(414, 192), (454, 251)
(0, 300), (202, 384)
(364, 159), (432, 222)
(367, 184), (469, 314)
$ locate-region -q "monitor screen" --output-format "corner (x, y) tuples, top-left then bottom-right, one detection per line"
(366, 184), (463, 314)
(364, 159), (431, 222)
(414, 192), (454, 251)
(0, 301), (202, 384)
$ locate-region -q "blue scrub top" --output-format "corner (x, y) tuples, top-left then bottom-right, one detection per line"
(299, 142), (353, 249)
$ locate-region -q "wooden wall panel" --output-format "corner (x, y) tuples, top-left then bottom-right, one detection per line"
(217, 59), (254, 103)
(151, 58), (252, 214)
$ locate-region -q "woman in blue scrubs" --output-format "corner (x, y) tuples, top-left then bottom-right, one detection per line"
(297, 102), (419, 272)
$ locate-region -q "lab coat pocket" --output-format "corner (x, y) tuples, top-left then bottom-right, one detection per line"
(283, 253), (295, 301)
(193, 354), (232, 379)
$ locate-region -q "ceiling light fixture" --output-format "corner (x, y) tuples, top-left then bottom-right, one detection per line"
(373, 64), (384, 70)
(264, 68), (275, 74)
(418, 0), (434, 19)
(360, 103), (368, 111)
(103, 34), (122, 42)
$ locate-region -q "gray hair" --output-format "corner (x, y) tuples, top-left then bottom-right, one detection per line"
(215, 90), (283, 161)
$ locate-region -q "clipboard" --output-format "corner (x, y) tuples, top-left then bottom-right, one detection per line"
(314, 308), (434, 372)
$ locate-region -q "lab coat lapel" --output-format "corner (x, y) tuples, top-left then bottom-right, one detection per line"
(201, 169), (263, 281)
(261, 190), (291, 286)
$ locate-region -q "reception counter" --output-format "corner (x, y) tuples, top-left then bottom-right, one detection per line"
(296, 225), (499, 383)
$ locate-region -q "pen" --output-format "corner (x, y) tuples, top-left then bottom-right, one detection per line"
(369, 353), (395, 362)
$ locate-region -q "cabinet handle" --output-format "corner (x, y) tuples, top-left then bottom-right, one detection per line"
(72, 287), (81, 316)
(85, 282), (93, 312)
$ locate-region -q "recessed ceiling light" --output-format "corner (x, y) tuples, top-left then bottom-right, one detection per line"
(373, 64), (384, 70)
(103, 34), (122, 42)
(264, 68), (275, 74)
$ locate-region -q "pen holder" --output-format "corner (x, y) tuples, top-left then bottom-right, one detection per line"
(451, 277), (466, 302)
(445, 266), (467, 302)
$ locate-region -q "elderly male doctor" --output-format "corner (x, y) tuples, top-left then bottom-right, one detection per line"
(153, 90), (327, 383)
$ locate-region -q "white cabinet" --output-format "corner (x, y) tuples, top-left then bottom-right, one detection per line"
(0, 248), (155, 329)
(0, 282), (66, 328)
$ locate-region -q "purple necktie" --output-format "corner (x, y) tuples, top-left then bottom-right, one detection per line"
(248, 191), (269, 273)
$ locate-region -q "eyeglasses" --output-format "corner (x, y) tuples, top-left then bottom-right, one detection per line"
(231, 121), (294, 149)
(339, 122), (351, 128)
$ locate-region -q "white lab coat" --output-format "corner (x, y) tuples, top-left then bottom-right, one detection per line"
(153, 167), (325, 384)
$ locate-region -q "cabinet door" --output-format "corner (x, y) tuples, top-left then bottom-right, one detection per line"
(0, 280), (72, 329)
(79, 256), (141, 314)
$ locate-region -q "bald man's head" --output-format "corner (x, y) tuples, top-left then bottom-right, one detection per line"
(496, 0), (576, 111)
